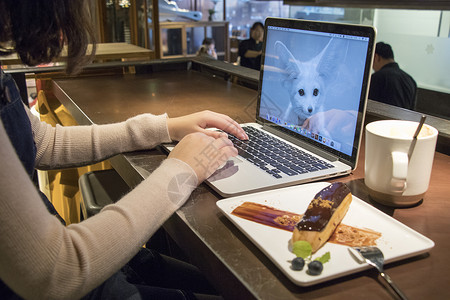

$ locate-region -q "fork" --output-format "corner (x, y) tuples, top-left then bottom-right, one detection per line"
(350, 246), (408, 300)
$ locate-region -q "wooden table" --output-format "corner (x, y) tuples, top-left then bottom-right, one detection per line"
(51, 60), (450, 300)
(0, 43), (153, 66)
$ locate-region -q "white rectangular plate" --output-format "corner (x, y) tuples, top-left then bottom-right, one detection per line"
(216, 182), (434, 286)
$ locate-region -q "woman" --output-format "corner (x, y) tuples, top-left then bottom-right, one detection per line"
(196, 38), (218, 60)
(238, 22), (264, 70)
(0, 1), (247, 299)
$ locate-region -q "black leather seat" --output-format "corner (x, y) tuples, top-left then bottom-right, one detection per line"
(79, 169), (130, 219)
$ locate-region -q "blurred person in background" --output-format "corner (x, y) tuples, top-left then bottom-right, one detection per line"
(196, 38), (217, 59)
(369, 42), (417, 110)
(238, 22), (264, 70)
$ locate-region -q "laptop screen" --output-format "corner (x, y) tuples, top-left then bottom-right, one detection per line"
(257, 18), (375, 166)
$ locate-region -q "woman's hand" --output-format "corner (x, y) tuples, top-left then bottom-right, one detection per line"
(168, 132), (238, 182)
(207, 48), (218, 59)
(167, 110), (248, 141)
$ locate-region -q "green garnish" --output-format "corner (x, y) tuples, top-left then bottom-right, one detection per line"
(314, 251), (331, 264)
(292, 241), (331, 263)
(291, 241), (331, 275)
(292, 241), (312, 259)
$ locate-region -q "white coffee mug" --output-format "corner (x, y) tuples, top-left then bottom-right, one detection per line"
(365, 120), (438, 207)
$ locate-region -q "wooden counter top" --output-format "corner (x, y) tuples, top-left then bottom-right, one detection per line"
(51, 60), (450, 300)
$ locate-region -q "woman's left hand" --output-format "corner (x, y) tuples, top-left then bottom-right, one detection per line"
(167, 110), (248, 141)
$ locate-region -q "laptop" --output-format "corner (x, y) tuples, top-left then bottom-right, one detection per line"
(165, 17), (376, 197)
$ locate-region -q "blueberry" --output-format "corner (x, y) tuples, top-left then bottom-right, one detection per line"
(291, 257), (305, 271)
(307, 261), (323, 275)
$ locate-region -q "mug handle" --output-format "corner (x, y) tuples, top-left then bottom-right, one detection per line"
(390, 151), (408, 193)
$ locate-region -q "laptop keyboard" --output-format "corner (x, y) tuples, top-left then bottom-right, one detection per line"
(227, 127), (334, 179)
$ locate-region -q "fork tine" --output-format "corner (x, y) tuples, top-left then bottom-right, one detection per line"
(347, 247), (365, 263)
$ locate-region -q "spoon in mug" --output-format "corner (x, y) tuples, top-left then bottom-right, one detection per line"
(407, 115), (426, 161)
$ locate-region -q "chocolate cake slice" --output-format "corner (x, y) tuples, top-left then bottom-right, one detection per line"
(292, 182), (352, 253)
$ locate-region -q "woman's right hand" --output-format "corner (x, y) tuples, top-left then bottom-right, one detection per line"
(168, 132), (238, 183)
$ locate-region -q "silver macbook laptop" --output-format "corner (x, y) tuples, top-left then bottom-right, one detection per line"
(166, 18), (376, 197)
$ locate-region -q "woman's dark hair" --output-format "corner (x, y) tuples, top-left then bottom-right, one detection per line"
(202, 38), (215, 47)
(251, 22), (264, 31)
(0, 0), (96, 74)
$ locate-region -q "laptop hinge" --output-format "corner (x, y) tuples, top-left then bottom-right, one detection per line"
(261, 124), (339, 162)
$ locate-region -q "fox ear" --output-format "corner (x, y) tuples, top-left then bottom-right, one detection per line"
(274, 41), (301, 86)
(316, 38), (348, 82)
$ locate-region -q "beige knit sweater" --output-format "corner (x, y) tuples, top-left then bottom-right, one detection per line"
(0, 106), (198, 300)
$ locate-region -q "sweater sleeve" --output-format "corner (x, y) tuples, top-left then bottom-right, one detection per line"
(0, 121), (198, 300)
(26, 106), (172, 169)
